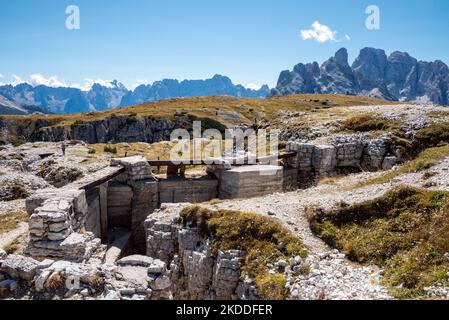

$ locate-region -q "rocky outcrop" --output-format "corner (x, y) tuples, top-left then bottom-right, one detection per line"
(144, 205), (254, 300)
(36, 115), (191, 144)
(0, 113), (225, 145)
(272, 47), (449, 105)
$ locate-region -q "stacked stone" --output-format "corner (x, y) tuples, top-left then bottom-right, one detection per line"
(111, 156), (153, 182)
(286, 142), (314, 170)
(287, 135), (397, 184)
(212, 250), (245, 300)
(147, 259), (171, 299)
(158, 177), (218, 203)
(27, 188), (88, 242)
(361, 135), (391, 170)
(26, 189), (87, 241)
(334, 142), (364, 167)
(312, 145), (337, 177)
(25, 187), (101, 262)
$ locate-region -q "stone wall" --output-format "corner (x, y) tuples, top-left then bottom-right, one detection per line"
(24, 187), (101, 261)
(158, 176), (218, 203)
(287, 135), (397, 186)
(111, 156), (159, 252)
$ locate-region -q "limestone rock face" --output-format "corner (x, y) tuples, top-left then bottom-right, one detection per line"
(144, 205), (251, 300)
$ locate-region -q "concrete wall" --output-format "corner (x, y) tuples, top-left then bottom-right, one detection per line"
(219, 165), (284, 199)
(107, 182), (133, 229)
(158, 176), (218, 203)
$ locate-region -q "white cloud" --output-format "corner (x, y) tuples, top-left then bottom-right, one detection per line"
(345, 34), (351, 41)
(0, 74), (3, 85)
(300, 21), (338, 43)
(30, 73), (67, 88)
(71, 78), (115, 91)
(245, 83), (263, 90)
(2, 73), (117, 91)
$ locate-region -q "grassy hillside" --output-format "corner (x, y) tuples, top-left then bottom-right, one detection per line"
(0, 94), (399, 128)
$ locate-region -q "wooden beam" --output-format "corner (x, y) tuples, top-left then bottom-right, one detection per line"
(79, 167), (125, 191)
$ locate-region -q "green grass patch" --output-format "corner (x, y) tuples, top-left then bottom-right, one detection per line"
(340, 114), (396, 132)
(180, 206), (308, 300)
(10, 136), (26, 147)
(103, 145), (118, 154)
(307, 186), (449, 299)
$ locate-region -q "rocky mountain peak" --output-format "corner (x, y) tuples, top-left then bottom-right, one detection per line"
(272, 47), (449, 105)
(334, 48), (349, 67)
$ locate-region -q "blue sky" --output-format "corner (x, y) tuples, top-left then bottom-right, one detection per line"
(0, 0), (448, 90)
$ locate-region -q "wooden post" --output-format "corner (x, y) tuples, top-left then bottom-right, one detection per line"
(99, 182), (108, 242)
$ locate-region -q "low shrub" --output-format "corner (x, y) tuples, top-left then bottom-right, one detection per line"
(341, 114), (393, 132)
(104, 145), (117, 154)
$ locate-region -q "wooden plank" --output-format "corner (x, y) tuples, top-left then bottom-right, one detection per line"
(79, 167), (125, 191)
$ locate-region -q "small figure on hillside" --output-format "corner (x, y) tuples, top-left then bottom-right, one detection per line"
(61, 141), (67, 156)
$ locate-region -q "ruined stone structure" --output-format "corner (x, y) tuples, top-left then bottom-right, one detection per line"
(286, 135), (397, 187)
(0, 135), (401, 300)
(144, 204), (256, 300)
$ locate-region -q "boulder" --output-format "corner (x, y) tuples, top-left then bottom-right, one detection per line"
(0, 255), (39, 281)
(147, 259), (166, 274)
(0, 248), (7, 261)
(117, 255), (154, 267)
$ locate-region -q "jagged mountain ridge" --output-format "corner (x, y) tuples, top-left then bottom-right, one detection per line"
(272, 47), (449, 105)
(0, 75), (270, 114)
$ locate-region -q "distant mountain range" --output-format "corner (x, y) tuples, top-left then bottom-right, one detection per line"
(272, 47), (449, 106)
(0, 75), (270, 115)
(2, 48), (449, 115)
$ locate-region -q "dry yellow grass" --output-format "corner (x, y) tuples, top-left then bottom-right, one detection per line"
(0, 94), (399, 129)
(0, 211), (28, 234)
